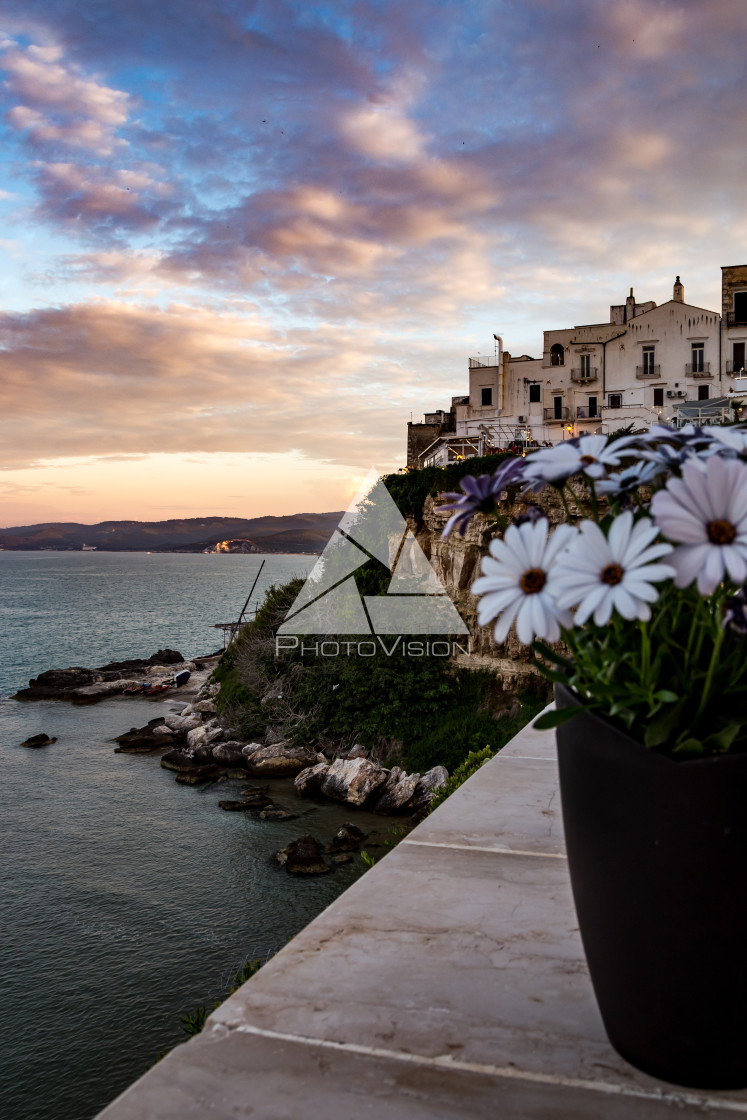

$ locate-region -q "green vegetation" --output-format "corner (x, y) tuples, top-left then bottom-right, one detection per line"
(382, 453), (517, 524)
(177, 958), (265, 1044)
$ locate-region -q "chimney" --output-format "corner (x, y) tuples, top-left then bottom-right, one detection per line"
(673, 275), (684, 303)
(625, 287), (636, 322)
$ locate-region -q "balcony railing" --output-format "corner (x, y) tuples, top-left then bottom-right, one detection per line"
(727, 312), (747, 327)
(570, 367), (598, 382)
(726, 360), (745, 374)
(576, 406), (601, 419)
(468, 357), (499, 369)
(543, 406), (570, 422)
(636, 365), (661, 379)
(685, 362), (711, 377)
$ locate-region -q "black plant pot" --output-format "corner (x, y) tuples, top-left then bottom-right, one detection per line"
(555, 683), (747, 1090)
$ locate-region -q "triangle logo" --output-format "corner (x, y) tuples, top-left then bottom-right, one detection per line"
(277, 469), (469, 636)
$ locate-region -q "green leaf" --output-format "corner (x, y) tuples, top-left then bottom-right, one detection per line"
(704, 723), (741, 753)
(653, 690), (678, 703)
(672, 737), (705, 758)
(533, 706), (583, 731)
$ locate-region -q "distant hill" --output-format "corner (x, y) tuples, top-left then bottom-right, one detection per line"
(0, 514), (344, 554)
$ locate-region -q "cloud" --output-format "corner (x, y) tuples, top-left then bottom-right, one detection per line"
(1, 39), (130, 154)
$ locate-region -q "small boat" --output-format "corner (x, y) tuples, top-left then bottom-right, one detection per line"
(173, 669), (191, 687)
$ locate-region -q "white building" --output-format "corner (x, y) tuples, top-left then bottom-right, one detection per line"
(443, 271), (744, 456)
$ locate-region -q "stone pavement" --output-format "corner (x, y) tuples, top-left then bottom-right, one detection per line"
(96, 713), (747, 1118)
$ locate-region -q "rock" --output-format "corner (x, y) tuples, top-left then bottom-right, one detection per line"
(187, 726), (208, 750)
(219, 800), (257, 811)
(264, 727), (287, 745)
(165, 714), (201, 732)
(347, 743), (369, 759)
(241, 742), (264, 758)
(175, 765), (220, 785)
(320, 757), (388, 806)
(330, 852), (353, 864)
(276, 835), (330, 875)
(259, 809), (295, 820)
(193, 699), (217, 714)
(190, 743), (216, 764)
(149, 665), (175, 677)
(149, 648), (184, 665)
(211, 745), (246, 767)
(246, 744), (315, 778)
(20, 733), (57, 748)
(152, 724), (174, 736)
(294, 762), (329, 796)
(114, 719), (183, 752)
(160, 749), (198, 773)
(225, 768), (249, 779)
(373, 767), (421, 814)
(410, 765), (449, 812)
(179, 704), (196, 716)
(326, 822), (367, 853)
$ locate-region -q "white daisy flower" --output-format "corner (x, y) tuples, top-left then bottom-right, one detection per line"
(549, 512), (675, 626)
(472, 518), (575, 645)
(650, 455), (747, 594)
(702, 426), (747, 457)
(524, 434), (633, 487)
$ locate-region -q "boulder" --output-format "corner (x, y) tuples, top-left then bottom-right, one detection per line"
(294, 762), (329, 796)
(320, 757), (388, 806)
(186, 726), (208, 750)
(193, 699), (217, 714)
(326, 822), (367, 853)
(276, 835), (330, 875)
(260, 809), (295, 821)
(241, 742), (264, 758)
(20, 733), (57, 748)
(179, 704), (196, 716)
(160, 749), (198, 773)
(152, 724), (174, 736)
(246, 744), (315, 778)
(191, 743), (218, 764)
(330, 852), (353, 864)
(347, 743), (369, 759)
(164, 714), (201, 732)
(175, 765), (220, 785)
(211, 745), (247, 767)
(149, 665), (175, 677)
(264, 727), (287, 745)
(219, 800), (257, 811)
(410, 765), (449, 812)
(149, 648), (184, 664)
(114, 719), (181, 752)
(373, 767), (421, 814)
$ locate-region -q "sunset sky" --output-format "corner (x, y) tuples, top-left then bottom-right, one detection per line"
(1, 0), (746, 525)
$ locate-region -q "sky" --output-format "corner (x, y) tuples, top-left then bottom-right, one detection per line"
(1, 0), (746, 526)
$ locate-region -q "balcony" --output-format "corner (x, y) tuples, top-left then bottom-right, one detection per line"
(468, 357), (499, 369)
(727, 312), (747, 327)
(543, 406), (570, 422)
(576, 406), (601, 420)
(685, 362), (712, 378)
(570, 367), (598, 383)
(636, 365), (661, 379)
(726, 360), (745, 374)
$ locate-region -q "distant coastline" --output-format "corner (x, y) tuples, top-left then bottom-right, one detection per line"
(0, 512), (342, 555)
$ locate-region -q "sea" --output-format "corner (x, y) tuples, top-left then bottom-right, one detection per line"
(0, 551), (387, 1120)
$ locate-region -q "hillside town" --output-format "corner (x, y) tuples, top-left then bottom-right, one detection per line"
(408, 265), (747, 468)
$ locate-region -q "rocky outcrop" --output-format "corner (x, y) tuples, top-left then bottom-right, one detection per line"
(245, 743), (316, 777)
(372, 767), (421, 814)
(410, 766), (449, 812)
(20, 733), (57, 748)
(115, 718), (185, 753)
(326, 823), (367, 853)
(320, 758), (388, 806)
(293, 761), (329, 796)
(276, 835), (330, 875)
(14, 649), (199, 702)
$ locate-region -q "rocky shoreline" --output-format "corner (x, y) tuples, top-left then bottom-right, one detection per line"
(15, 648), (449, 874)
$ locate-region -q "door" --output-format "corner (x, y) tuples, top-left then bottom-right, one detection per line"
(554, 395), (563, 419)
(698, 384), (709, 401)
(734, 342), (745, 372)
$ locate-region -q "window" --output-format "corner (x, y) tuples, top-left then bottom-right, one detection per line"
(553, 395), (563, 419)
(653, 387), (664, 407)
(481, 386), (492, 407)
(550, 343), (565, 366)
(642, 345), (656, 375)
(588, 396), (598, 417)
(608, 393), (622, 409)
(734, 342), (745, 372)
(580, 353), (591, 378)
(698, 384), (709, 401)
(529, 383), (541, 403)
(691, 342), (704, 373)
(735, 292), (747, 323)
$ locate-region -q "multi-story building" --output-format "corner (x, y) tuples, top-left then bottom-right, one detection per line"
(407, 268), (746, 467)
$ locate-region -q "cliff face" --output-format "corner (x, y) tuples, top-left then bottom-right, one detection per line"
(409, 488), (569, 682)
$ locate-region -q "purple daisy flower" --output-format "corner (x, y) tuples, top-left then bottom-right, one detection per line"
(438, 457), (526, 538)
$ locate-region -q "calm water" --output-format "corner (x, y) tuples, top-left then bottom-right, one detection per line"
(0, 552), (386, 1120)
